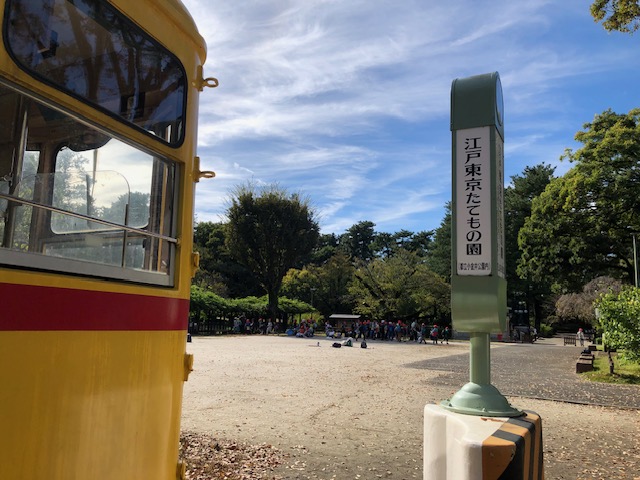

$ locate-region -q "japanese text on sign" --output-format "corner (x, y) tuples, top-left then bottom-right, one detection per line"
(456, 126), (491, 275)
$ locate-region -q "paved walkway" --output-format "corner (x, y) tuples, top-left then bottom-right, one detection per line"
(407, 337), (640, 409)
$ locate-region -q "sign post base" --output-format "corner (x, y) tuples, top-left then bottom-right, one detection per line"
(441, 382), (522, 417)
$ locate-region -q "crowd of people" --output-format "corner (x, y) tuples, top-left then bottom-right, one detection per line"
(229, 315), (454, 344)
(324, 319), (452, 344)
(232, 316), (277, 335)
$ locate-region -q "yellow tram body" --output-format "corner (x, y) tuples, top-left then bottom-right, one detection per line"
(0, 1), (208, 478)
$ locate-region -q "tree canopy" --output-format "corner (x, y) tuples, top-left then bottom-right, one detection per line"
(591, 0), (640, 33)
(225, 183), (320, 319)
(555, 276), (624, 325)
(349, 249), (450, 321)
(281, 252), (355, 318)
(425, 203), (451, 282)
(596, 286), (640, 361)
(518, 109), (640, 292)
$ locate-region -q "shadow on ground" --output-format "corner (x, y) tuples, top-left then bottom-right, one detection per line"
(406, 343), (640, 409)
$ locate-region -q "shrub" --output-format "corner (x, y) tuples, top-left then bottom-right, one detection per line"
(539, 323), (554, 338)
(595, 287), (640, 362)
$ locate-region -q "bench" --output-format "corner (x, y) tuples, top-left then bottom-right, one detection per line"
(576, 352), (594, 373)
(564, 335), (576, 346)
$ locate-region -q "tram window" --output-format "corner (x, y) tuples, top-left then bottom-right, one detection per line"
(0, 84), (177, 286)
(4, 0), (187, 146)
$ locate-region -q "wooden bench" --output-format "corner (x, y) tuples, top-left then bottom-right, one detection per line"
(576, 352), (594, 373)
(564, 335), (576, 346)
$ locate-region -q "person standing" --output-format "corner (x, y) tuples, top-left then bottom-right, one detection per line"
(443, 326), (451, 344)
(430, 324), (439, 345)
(419, 323), (428, 344)
(577, 327), (585, 347)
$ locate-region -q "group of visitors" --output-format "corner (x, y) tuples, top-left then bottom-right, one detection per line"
(292, 319), (317, 338)
(232, 316), (276, 335)
(325, 319), (452, 344)
(419, 323), (452, 344)
(229, 315), (454, 344)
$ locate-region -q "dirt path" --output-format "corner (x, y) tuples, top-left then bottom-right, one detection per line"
(181, 336), (640, 479)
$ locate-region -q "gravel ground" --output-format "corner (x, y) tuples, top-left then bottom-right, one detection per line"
(180, 335), (640, 480)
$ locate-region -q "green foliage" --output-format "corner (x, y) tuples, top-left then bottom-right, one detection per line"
(306, 233), (340, 266)
(190, 285), (314, 321)
(281, 252), (355, 318)
(278, 296), (314, 316)
(339, 221), (376, 261)
(595, 287), (640, 361)
(539, 323), (555, 338)
(518, 109), (640, 292)
(425, 203), (451, 282)
(193, 221), (262, 297)
(333, 222), (433, 262)
(591, 0), (640, 33)
(349, 249), (450, 320)
(226, 183), (320, 318)
(583, 354), (640, 384)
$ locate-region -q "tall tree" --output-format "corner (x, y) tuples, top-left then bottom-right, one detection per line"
(504, 164), (555, 328)
(281, 251), (355, 318)
(518, 109), (640, 292)
(225, 183), (320, 319)
(349, 249), (450, 321)
(307, 233), (340, 266)
(339, 221), (376, 261)
(372, 231), (394, 259)
(425, 203), (452, 282)
(405, 230), (433, 257)
(590, 0), (640, 33)
(193, 221), (262, 297)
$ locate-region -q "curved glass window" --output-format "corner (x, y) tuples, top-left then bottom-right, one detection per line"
(4, 0), (186, 146)
(0, 84), (177, 286)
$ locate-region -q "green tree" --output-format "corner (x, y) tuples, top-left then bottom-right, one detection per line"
(282, 251), (355, 318)
(349, 249), (449, 320)
(518, 109), (640, 292)
(591, 0), (640, 33)
(505, 164), (555, 327)
(193, 221), (262, 297)
(312, 252), (355, 316)
(595, 286), (640, 361)
(372, 231), (394, 259)
(307, 233), (340, 266)
(225, 183), (320, 319)
(371, 229), (433, 259)
(425, 203), (451, 282)
(405, 230), (433, 257)
(339, 220), (376, 261)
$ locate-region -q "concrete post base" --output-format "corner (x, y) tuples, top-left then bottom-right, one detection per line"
(424, 404), (543, 480)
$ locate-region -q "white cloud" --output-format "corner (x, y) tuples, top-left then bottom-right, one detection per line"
(184, 0), (640, 234)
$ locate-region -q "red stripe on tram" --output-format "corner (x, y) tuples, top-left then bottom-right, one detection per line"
(0, 283), (189, 331)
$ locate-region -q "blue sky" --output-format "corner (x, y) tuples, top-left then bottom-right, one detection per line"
(182, 0), (639, 235)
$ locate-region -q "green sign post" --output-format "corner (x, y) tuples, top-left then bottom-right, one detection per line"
(442, 72), (521, 417)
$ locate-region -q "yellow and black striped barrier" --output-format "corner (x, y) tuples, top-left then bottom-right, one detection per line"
(481, 411), (543, 479)
(424, 405), (544, 480)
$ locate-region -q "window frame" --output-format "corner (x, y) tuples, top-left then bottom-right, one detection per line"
(2, 0), (189, 148)
(0, 80), (181, 287)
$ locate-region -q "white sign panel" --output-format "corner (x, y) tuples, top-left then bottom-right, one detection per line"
(456, 126), (491, 276)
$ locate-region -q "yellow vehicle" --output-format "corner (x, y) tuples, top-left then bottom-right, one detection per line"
(0, 1), (212, 478)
